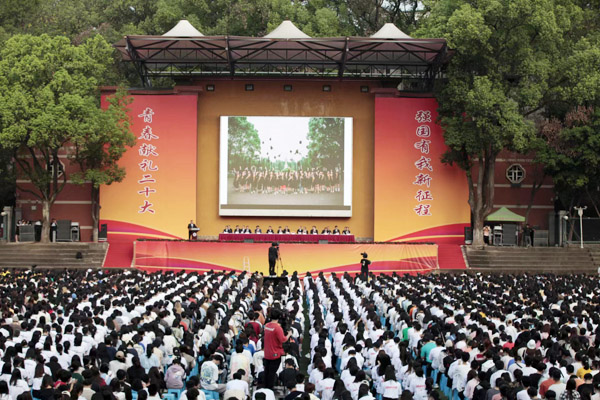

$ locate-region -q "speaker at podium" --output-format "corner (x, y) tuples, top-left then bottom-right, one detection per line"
(188, 227), (199, 240)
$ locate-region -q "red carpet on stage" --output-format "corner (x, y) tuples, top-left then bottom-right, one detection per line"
(437, 244), (466, 269)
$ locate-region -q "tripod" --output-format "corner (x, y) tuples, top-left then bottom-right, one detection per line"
(276, 256), (284, 276)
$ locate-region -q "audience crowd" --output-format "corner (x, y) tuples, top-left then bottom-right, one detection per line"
(0, 268), (598, 400)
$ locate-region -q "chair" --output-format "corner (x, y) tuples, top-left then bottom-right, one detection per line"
(201, 389), (219, 400)
(167, 389), (183, 400)
(132, 392), (138, 400)
(162, 394), (176, 400)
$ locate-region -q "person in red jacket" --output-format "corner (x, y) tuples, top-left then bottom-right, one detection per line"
(263, 308), (292, 389)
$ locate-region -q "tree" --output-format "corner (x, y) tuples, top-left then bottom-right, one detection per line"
(228, 117), (261, 169)
(417, 0), (600, 246)
(0, 34), (122, 242)
(306, 117), (344, 170)
(71, 90), (135, 242)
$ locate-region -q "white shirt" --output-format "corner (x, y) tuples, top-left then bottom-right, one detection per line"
(382, 380), (402, 399)
(225, 379), (249, 397)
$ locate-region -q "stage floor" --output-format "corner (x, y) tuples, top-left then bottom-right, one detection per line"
(132, 240), (439, 275)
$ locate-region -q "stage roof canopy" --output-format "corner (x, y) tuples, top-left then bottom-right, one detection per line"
(115, 20), (450, 87)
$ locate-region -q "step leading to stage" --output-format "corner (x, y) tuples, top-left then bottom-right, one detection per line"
(0, 242), (108, 269)
(465, 246), (597, 274)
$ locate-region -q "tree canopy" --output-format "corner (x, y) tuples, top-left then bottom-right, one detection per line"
(417, 0), (600, 246)
(0, 34), (132, 241)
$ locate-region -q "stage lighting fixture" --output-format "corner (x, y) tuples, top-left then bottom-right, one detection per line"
(322, 85), (331, 92)
(206, 84), (215, 92)
(245, 84), (254, 91)
(360, 86), (369, 93)
(283, 84), (293, 92)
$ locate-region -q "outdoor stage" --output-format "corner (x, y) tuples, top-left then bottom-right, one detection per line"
(131, 240), (439, 275)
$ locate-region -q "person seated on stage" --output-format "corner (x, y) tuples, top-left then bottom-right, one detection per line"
(310, 226), (319, 234)
(303, 226), (309, 234)
(266, 226), (275, 234)
(277, 226), (284, 234)
(342, 226), (351, 235)
(223, 225), (233, 233)
(283, 226), (291, 234)
(296, 226), (303, 234)
(332, 225), (340, 234)
(321, 226), (331, 235)
(234, 225), (242, 234)
(243, 225), (252, 234)
(255, 225), (262, 234)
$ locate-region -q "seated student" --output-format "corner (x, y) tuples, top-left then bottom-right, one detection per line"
(342, 227), (351, 235)
(266, 226), (274, 234)
(229, 344), (251, 383)
(382, 367), (401, 400)
(179, 378), (205, 400)
(279, 359), (298, 389)
(255, 226), (262, 234)
(147, 384), (161, 400)
(332, 226), (340, 235)
(200, 355), (226, 394)
(316, 369), (336, 400)
(310, 226), (318, 234)
(285, 381), (303, 400)
(224, 372), (249, 400)
(253, 389), (276, 400)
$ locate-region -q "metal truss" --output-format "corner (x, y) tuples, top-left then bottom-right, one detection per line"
(116, 35), (450, 87)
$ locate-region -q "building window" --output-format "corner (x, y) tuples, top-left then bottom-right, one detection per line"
(506, 164), (525, 184)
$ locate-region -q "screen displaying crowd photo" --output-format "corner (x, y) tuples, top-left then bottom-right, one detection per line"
(219, 116), (353, 217)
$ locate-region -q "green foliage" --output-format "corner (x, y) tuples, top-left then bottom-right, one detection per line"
(70, 89), (135, 189)
(228, 117), (261, 168)
(306, 117), (344, 170)
(417, 0), (600, 245)
(0, 34), (131, 239)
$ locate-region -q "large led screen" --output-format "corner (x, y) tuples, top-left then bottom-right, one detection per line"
(219, 116), (353, 217)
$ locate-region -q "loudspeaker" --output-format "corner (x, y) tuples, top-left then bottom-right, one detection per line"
(244, 239), (254, 243)
(99, 224), (108, 241)
(464, 227), (473, 244)
(318, 240), (328, 244)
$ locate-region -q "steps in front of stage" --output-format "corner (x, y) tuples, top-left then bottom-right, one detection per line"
(0, 242), (108, 269)
(465, 246), (597, 274)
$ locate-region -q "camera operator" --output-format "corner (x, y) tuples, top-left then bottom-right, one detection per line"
(263, 308), (292, 389)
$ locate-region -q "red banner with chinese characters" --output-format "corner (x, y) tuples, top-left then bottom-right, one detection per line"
(374, 97), (470, 243)
(134, 240), (438, 275)
(99, 94), (198, 266)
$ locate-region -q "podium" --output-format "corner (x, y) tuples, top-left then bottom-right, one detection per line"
(189, 227), (199, 240)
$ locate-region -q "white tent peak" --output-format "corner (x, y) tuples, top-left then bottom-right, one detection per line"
(264, 20), (311, 39)
(163, 20), (203, 37)
(370, 23), (411, 39)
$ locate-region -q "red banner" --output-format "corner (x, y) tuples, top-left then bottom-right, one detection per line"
(134, 241), (438, 275)
(374, 97), (470, 243)
(100, 94), (198, 267)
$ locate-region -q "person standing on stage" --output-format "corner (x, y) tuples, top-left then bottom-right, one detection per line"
(187, 220), (198, 240)
(263, 308), (292, 389)
(268, 242), (280, 276)
(360, 252), (371, 282)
